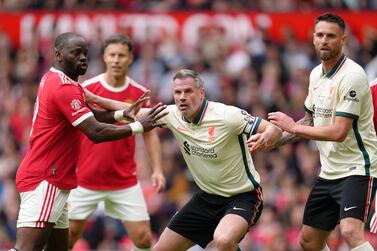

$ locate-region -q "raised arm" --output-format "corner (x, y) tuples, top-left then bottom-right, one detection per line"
(84, 88), (130, 110)
(266, 111), (314, 149)
(85, 88), (151, 122)
(268, 111), (352, 142)
(76, 102), (167, 143)
(247, 119), (282, 153)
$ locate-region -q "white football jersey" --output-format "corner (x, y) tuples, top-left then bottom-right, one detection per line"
(304, 54), (377, 179)
(160, 99), (262, 197)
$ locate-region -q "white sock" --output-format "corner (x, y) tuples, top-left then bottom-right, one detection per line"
(350, 242), (374, 251)
(131, 247), (151, 251)
(321, 244), (331, 251)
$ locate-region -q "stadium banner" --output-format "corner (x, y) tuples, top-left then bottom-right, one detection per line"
(0, 11), (376, 47)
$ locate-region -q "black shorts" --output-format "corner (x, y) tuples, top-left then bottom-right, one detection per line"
(168, 188), (263, 248)
(303, 175), (376, 231)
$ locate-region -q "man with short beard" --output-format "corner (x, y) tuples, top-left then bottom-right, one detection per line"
(261, 13), (377, 251)
(11, 32), (167, 251)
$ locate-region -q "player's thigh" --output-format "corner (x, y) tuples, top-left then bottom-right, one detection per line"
(18, 180), (70, 229)
(339, 176), (377, 222)
(68, 219), (87, 245)
(216, 188), (263, 240)
(167, 191), (221, 249)
(105, 183), (150, 221)
(303, 177), (339, 231)
(45, 228), (68, 251)
(15, 223), (55, 251)
(154, 227), (195, 251)
(68, 186), (104, 220)
(214, 214), (249, 243)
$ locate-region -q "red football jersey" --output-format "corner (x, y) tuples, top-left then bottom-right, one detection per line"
(77, 74), (148, 190)
(371, 79), (377, 135)
(16, 68), (93, 192)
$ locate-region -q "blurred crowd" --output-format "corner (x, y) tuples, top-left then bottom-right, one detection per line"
(1, 0), (377, 11)
(1, 1), (377, 251)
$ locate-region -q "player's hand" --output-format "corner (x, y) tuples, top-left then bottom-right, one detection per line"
(138, 102), (168, 132)
(247, 133), (273, 154)
(123, 91), (151, 122)
(83, 88), (97, 103)
(268, 112), (296, 133)
(151, 170), (166, 193)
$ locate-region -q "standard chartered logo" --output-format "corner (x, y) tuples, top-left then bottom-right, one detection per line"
(183, 141), (217, 159)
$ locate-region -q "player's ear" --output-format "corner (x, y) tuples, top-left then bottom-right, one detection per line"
(200, 87), (205, 97)
(54, 48), (63, 63)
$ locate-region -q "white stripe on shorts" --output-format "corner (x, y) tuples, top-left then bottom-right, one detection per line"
(36, 183), (57, 228)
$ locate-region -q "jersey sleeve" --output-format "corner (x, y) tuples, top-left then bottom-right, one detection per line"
(225, 105), (261, 138)
(336, 73), (368, 120)
(54, 84), (93, 126)
(370, 84), (377, 133)
(304, 76), (314, 115)
(304, 92), (313, 115)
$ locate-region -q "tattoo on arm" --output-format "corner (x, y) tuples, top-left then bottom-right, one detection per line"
(271, 113), (313, 149)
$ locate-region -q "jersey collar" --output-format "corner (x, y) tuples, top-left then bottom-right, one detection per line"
(182, 98), (208, 125)
(321, 54), (346, 79)
(50, 67), (78, 84)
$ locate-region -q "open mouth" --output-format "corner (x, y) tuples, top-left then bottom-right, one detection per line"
(180, 104), (188, 110)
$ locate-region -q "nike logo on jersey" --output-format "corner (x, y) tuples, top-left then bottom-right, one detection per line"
(233, 206), (246, 211)
(344, 206), (358, 211)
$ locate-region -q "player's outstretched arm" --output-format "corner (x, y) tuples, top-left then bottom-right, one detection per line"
(247, 119), (282, 154)
(76, 103), (168, 143)
(84, 88), (151, 122)
(84, 88), (131, 110)
(268, 111), (352, 142)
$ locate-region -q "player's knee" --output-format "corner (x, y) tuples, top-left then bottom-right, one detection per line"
(300, 235), (318, 251)
(68, 228), (82, 248)
(213, 234), (237, 251)
(132, 228), (152, 248)
(340, 223), (363, 244)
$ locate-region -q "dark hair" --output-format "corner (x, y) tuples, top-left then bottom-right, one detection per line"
(103, 34), (133, 53)
(54, 32), (83, 50)
(315, 13), (345, 32)
(173, 69), (204, 88)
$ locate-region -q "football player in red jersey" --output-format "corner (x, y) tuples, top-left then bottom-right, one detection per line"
(12, 32), (167, 251)
(68, 34), (165, 251)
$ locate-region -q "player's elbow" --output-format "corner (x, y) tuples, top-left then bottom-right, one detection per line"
(84, 129), (108, 143)
(91, 137), (104, 144)
(87, 134), (105, 144)
(332, 131), (347, 142)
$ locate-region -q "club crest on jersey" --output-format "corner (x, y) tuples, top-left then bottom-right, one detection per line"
(208, 127), (215, 142)
(71, 99), (82, 110)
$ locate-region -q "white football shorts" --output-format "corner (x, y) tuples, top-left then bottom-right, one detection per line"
(68, 182), (150, 221)
(17, 180), (70, 229)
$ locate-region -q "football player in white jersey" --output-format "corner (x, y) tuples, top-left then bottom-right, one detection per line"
(261, 13), (377, 251)
(83, 69), (282, 251)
